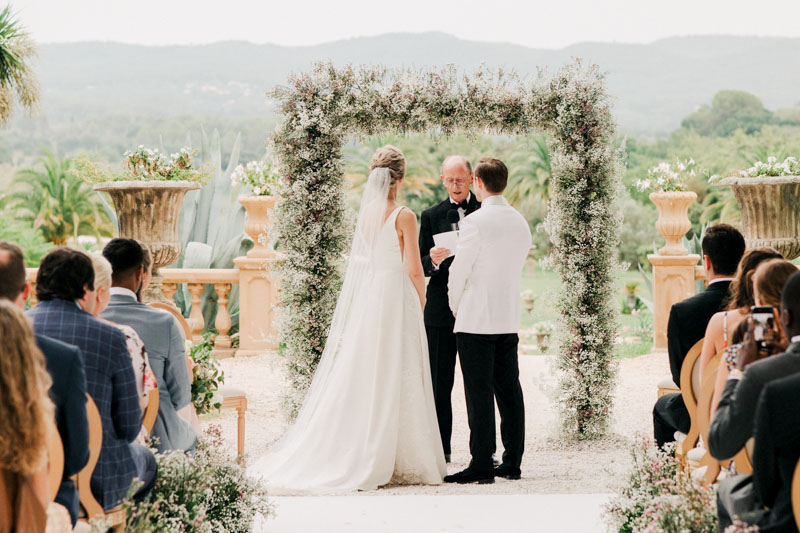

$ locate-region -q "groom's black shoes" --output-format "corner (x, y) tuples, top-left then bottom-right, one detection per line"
(443, 467), (495, 484)
(493, 464), (522, 480)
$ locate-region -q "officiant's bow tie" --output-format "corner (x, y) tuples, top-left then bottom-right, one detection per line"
(456, 200), (470, 210)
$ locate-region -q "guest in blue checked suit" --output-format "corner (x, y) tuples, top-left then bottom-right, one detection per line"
(28, 248), (157, 510)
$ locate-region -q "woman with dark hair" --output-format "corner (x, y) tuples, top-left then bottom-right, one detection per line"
(698, 248), (782, 413)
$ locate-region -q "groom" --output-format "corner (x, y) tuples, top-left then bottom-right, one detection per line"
(446, 157), (532, 484)
(419, 155), (480, 463)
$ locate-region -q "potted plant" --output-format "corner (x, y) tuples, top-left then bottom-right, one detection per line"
(230, 159), (281, 257)
(636, 159), (698, 256)
(73, 146), (208, 304)
(713, 156), (800, 260)
(624, 281), (640, 311)
(534, 321), (553, 348)
(521, 289), (536, 315)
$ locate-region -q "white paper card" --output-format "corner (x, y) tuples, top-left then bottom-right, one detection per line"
(433, 230), (459, 258)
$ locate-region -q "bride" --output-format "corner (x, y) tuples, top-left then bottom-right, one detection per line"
(250, 145), (446, 492)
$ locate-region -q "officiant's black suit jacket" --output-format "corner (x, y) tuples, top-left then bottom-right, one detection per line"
(419, 195), (481, 328)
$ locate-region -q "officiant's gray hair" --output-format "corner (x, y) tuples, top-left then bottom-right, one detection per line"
(440, 155), (472, 175)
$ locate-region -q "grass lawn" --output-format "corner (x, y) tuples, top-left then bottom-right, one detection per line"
(517, 265), (653, 358)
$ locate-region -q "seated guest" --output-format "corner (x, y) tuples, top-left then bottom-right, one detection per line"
(699, 248), (782, 414)
(0, 241), (89, 526)
(101, 238), (197, 452)
(86, 251), (157, 440)
(708, 261), (800, 461)
(652, 224), (745, 448)
(0, 301), (71, 533)
(28, 248), (156, 510)
(732, 372), (800, 533)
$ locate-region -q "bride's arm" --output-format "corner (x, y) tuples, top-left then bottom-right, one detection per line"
(397, 208), (426, 309)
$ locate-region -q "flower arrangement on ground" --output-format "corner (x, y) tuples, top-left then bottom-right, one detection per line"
(604, 436), (717, 533)
(272, 60), (622, 437)
(72, 145), (210, 183)
(188, 336), (224, 414)
(231, 159), (281, 196)
(635, 159), (696, 192)
(121, 425), (272, 533)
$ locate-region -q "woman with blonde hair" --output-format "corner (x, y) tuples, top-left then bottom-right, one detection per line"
(0, 301), (70, 532)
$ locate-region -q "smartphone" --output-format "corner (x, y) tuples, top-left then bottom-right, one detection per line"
(751, 306), (776, 350)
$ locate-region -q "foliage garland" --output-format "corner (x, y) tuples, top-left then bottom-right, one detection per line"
(270, 61), (622, 437)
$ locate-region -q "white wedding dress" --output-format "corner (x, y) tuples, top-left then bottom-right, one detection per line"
(249, 169), (446, 493)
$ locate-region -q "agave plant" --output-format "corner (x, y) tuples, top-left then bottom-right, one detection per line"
(0, 5), (38, 125)
(170, 128), (253, 332)
(12, 150), (112, 245)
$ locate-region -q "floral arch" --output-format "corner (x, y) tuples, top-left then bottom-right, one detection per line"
(270, 61), (623, 438)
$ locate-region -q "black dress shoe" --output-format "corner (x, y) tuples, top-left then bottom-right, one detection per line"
(494, 464), (521, 480)
(443, 467), (495, 484)
(445, 454), (451, 464)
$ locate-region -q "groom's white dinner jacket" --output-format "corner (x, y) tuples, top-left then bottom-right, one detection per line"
(448, 195), (532, 334)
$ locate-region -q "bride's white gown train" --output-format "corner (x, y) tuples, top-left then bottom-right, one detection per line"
(249, 205), (446, 493)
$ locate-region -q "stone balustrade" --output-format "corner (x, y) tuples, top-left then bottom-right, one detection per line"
(25, 266), (278, 359)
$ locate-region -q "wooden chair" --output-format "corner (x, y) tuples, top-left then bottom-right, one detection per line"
(76, 394), (126, 531)
(792, 457), (800, 530)
(47, 425), (65, 501)
(675, 338), (705, 462)
(141, 388), (159, 435)
(734, 438), (755, 475)
(695, 351), (732, 484)
(221, 387), (247, 456)
(147, 301), (191, 341)
(657, 376), (680, 399)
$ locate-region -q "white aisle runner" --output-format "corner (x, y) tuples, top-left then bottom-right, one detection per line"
(256, 494), (609, 532)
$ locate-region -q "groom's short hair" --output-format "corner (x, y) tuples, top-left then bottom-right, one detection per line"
(474, 158), (508, 193)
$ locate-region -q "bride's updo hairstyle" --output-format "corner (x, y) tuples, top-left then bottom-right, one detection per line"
(370, 145), (406, 186)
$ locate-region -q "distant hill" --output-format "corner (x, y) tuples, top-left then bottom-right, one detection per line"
(4, 33), (800, 163)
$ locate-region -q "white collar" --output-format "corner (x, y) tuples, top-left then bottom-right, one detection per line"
(110, 286), (138, 300)
(481, 195), (508, 206)
(792, 335), (800, 344)
(708, 277), (735, 286)
(449, 193), (471, 205)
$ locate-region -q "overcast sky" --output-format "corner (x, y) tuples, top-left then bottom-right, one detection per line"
(19, 0), (800, 49)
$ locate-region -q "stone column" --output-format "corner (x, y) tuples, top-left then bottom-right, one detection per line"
(648, 254), (701, 351)
(235, 195), (280, 356)
(234, 255), (280, 356)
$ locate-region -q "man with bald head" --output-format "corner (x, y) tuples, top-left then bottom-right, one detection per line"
(419, 155), (481, 462)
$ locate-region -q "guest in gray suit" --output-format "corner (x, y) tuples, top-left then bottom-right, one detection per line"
(100, 238), (197, 453)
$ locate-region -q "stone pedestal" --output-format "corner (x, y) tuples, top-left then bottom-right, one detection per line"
(648, 254), (701, 351)
(234, 255), (280, 356)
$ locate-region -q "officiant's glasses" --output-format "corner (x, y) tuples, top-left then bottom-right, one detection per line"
(443, 178), (470, 187)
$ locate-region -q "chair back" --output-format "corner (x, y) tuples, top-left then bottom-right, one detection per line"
(147, 301), (191, 342)
(696, 351), (725, 484)
(677, 338), (705, 454)
(141, 387), (159, 435)
(734, 438), (755, 475)
(794, 457), (800, 531)
(76, 394), (104, 519)
(47, 425), (64, 501)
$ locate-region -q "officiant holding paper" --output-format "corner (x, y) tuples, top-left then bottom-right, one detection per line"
(419, 155), (480, 463)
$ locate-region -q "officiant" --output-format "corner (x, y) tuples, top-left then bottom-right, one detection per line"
(419, 155), (480, 463)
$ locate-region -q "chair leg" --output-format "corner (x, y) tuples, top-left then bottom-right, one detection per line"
(236, 406), (245, 456)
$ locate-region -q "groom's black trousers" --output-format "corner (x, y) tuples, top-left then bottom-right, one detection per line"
(456, 332), (525, 472)
(426, 325), (458, 456)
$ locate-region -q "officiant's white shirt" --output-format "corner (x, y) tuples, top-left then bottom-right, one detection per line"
(448, 195), (532, 334)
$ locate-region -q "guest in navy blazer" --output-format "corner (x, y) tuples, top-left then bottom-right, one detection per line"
(27, 247), (157, 510)
(0, 241), (89, 525)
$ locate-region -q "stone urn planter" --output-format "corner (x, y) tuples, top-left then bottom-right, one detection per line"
(718, 176), (800, 260)
(239, 195), (278, 257)
(649, 191), (697, 255)
(94, 181), (200, 304)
